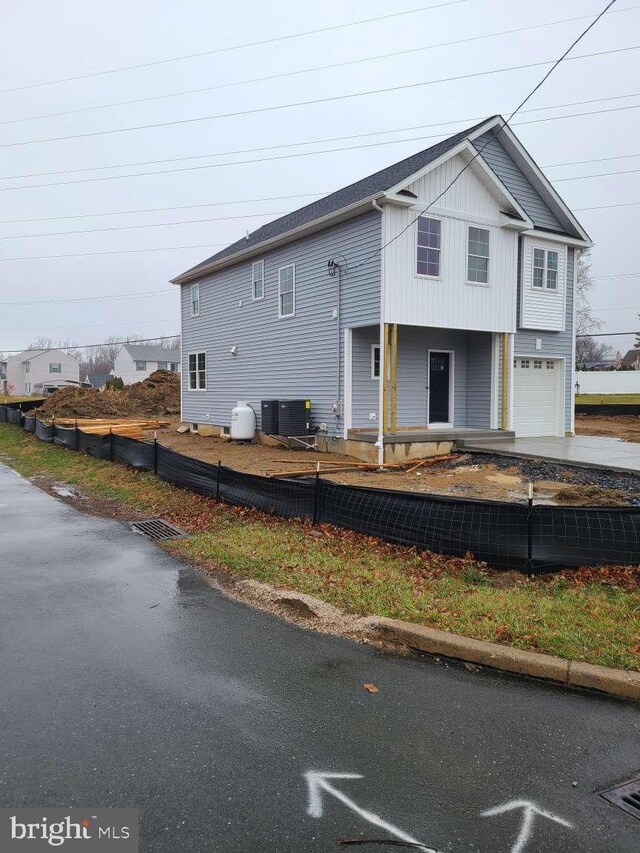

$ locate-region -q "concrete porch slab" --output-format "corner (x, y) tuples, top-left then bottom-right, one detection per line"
(459, 435), (640, 475)
(348, 428), (514, 444)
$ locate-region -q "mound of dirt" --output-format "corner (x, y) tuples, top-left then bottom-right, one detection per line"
(34, 370), (180, 419)
(553, 484), (629, 507)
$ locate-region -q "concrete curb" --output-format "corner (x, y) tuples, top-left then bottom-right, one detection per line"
(368, 616), (640, 702)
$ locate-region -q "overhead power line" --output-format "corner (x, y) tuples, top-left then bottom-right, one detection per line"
(0, 244), (226, 262)
(1, 44), (636, 150)
(0, 289), (176, 307)
(3, 336), (181, 354)
(1, 318), (178, 333)
(553, 166), (640, 181)
(3, 89), (640, 183)
(0, 1), (466, 95)
(5, 7), (638, 126)
(0, 211), (288, 241)
(347, 0), (618, 273)
(3, 100), (640, 195)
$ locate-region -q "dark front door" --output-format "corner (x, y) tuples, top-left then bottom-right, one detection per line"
(428, 351), (451, 424)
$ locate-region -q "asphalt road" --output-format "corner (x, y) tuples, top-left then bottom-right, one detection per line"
(0, 463), (638, 852)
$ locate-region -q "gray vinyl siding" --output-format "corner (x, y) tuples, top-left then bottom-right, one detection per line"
(466, 331), (493, 428)
(515, 246), (575, 431)
(352, 326), (379, 428)
(181, 211), (381, 434)
(474, 132), (565, 233)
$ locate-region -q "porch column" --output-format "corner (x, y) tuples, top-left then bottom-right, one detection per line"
(382, 323), (390, 433)
(390, 323), (398, 432)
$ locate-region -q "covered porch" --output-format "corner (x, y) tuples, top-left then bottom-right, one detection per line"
(342, 323), (512, 462)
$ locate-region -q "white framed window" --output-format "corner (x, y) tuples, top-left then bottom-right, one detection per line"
(278, 263), (295, 318)
(158, 361), (168, 370)
(48, 363), (62, 373)
(135, 360), (147, 371)
(191, 283), (200, 316)
(252, 260), (264, 300)
(170, 362), (179, 372)
(532, 247), (559, 290)
(24, 361), (30, 373)
(467, 226), (490, 284)
(371, 345), (381, 379)
(416, 216), (441, 277)
(188, 352), (206, 390)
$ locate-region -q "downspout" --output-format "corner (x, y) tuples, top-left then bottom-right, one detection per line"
(336, 261), (342, 429)
(372, 198), (385, 466)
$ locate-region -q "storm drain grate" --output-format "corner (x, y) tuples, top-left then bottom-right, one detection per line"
(600, 778), (640, 820)
(129, 518), (188, 541)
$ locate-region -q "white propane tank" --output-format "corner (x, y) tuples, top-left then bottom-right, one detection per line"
(230, 401), (256, 440)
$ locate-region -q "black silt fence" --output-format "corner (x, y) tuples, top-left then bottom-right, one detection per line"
(7, 408), (22, 426)
(23, 415), (36, 433)
(0, 406), (7, 423)
(35, 419), (53, 442)
(77, 430), (112, 460)
(531, 505), (640, 571)
(6, 415), (640, 571)
(218, 464), (315, 520)
(111, 434), (154, 470)
(318, 481), (530, 570)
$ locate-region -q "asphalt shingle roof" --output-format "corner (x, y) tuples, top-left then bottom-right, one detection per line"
(123, 344), (180, 362)
(176, 117), (497, 279)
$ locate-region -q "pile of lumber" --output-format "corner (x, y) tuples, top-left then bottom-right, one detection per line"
(266, 453), (460, 479)
(48, 418), (169, 440)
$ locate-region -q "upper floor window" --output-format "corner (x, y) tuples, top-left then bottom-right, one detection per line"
(158, 361), (168, 370)
(135, 360), (147, 371)
(188, 352), (206, 390)
(49, 363), (61, 373)
(252, 260), (264, 300)
(170, 362), (179, 372)
(191, 283), (200, 316)
(467, 227), (490, 284)
(533, 248), (559, 290)
(416, 216), (441, 277)
(278, 264), (295, 318)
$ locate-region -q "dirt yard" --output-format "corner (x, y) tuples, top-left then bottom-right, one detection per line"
(155, 420), (638, 506)
(575, 413), (640, 442)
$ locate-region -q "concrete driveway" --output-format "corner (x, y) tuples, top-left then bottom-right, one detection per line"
(462, 435), (640, 474)
(1, 463), (639, 851)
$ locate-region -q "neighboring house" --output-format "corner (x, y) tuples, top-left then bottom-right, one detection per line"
(621, 349), (640, 369)
(112, 344), (180, 384)
(172, 115), (592, 461)
(2, 349), (80, 396)
(84, 371), (112, 390)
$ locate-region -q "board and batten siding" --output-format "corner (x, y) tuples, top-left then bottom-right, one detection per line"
(381, 153), (518, 333)
(519, 236), (567, 331)
(180, 211), (381, 435)
(473, 131), (565, 232)
(514, 245), (575, 431)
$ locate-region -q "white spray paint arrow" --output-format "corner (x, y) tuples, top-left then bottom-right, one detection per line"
(304, 771), (438, 852)
(481, 799), (573, 853)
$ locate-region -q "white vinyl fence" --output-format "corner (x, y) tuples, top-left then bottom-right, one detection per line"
(576, 370), (640, 395)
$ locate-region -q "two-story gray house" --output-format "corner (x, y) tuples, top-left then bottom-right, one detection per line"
(172, 116), (592, 463)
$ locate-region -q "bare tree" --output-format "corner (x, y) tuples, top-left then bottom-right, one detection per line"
(575, 250), (613, 367)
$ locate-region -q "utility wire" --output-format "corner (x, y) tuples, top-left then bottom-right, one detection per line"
(553, 166), (640, 181)
(0, 211), (288, 241)
(2, 336), (181, 354)
(1, 44), (635, 150)
(0, 244), (226, 262)
(3, 89), (639, 183)
(3, 100), (640, 195)
(4, 7), (637, 126)
(347, 0), (619, 273)
(0, 289), (176, 307)
(2, 318), (178, 333)
(0, 1), (466, 95)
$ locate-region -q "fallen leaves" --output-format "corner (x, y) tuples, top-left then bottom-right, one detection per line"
(363, 683), (379, 694)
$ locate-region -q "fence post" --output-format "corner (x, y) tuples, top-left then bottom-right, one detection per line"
(153, 432), (158, 474)
(526, 481), (534, 571)
(75, 419), (79, 452)
(216, 460), (221, 501)
(109, 426), (114, 462)
(312, 462), (321, 525)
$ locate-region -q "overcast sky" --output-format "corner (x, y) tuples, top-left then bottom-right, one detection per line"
(1, 0), (638, 355)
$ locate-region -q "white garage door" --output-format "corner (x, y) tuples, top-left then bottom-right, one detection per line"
(513, 357), (562, 437)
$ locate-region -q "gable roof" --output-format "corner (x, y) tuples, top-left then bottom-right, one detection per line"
(621, 349), (640, 366)
(122, 343), (180, 363)
(171, 115), (590, 284)
(8, 348), (78, 364)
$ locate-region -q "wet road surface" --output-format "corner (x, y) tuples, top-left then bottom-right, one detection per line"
(0, 463), (638, 852)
